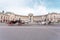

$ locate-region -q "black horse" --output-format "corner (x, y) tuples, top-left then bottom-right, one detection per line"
(11, 20), (22, 24)
(7, 20), (25, 25)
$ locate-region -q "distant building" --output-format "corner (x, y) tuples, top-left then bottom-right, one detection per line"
(0, 11), (60, 23)
(46, 12), (60, 22)
(0, 12), (8, 22)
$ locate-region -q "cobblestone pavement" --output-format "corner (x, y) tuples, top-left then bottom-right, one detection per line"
(0, 23), (60, 27)
(0, 27), (60, 40)
(0, 23), (60, 40)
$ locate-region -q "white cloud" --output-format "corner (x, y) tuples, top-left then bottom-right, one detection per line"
(4, 5), (48, 15)
(0, 0), (48, 15)
(33, 4), (48, 15)
(4, 6), (34, 15)
(1, 0), (60, 15)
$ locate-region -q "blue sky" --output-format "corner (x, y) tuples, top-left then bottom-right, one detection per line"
(0, 0), (60, 15)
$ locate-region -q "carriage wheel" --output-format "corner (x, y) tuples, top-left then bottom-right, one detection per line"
(7, 22), (13, 26)
(17, 23), (22, 26)
(7, 23), (13, 26)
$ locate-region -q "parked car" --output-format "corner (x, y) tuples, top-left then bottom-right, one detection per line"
(41, 21), (46, 25)
(41, 21), (52, 25)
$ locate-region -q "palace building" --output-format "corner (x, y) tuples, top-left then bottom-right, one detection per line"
(0, 11), (60, 23)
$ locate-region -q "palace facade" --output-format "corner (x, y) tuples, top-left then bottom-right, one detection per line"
(0, 11), (60, 23)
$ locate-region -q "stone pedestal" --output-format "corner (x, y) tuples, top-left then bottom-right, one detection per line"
(28, 13), (33, 23)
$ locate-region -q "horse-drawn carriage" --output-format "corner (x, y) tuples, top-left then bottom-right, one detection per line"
(6, 19), (25, 26)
